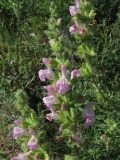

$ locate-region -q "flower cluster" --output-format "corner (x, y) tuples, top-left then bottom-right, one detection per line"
(69, 0), (96, 127)
(39, 58), (81, 122)
(11, 120), (38, 160)
(69, 0), (87, 36)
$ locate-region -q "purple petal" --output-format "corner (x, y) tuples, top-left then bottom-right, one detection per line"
(43, 95), (57, 110)
(14, 119), (21, 126)
(42, 58), (50, 65)
(44, 85), (55, 96)
(56, 77), (70, 95)
(38, 69), (46, 81)
(69, 24), (78, 34)
(28, 136), (38, 150)
(71, 69), (80, 79)
(13, 127), (25, 139)
(45, 68), (55, 80)
(69, 6), (78, 16)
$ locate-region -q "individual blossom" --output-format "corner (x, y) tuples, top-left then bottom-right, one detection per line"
(42, 58), (51, 67)
(43, 95), (57, 111)
(46, 111), (57, 122)
(55, 65), (70, 95)
(69, 24), (78, 34)
(83, 102), (95, 128)
(69, 23), (87, 36)
(69, 6), (78, 16)
(13, 127), (25, 139)
(11, 151), (32, 160)
(44, 85), (56, 96)
(69, 0), (80, 16)
(38, 69), (47, 81)
(28, 135), (38, 150)
(14, 119), (21, 126)
(38, 68), (55, 81)
(55, 76), (70, 95)
(71, 69), (80, 79)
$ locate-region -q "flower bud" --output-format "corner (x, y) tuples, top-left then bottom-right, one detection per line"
(14, 119), (21, 126)
(42, 58), (51, 67)
(71, 69), (80, 79)
(46, 112), (57, 122)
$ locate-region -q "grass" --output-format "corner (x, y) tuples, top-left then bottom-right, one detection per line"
(0, 0), (120, 159)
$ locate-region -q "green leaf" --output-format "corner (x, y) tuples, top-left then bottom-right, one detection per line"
(0, 151), (8, 159)
(81, 62), (92, 77)
(62, 129), (73, 138)
(64, 155), (78, 160)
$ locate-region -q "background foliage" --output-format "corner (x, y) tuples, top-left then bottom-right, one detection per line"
(0, 0), (120, 159)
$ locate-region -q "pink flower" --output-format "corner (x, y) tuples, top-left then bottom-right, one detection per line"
(11, 151), (32, 160)
(69, 24), (87, 35)
(46, 112), (57, 122)
(44, 85), (56, 96)
(38, 68), (55, 81)
(69, 24), (78, 34)
(69, 0), (80, 16)
(43, 95), (57, 111)
(38, 69), (46, 81)
(55, 65), (69, 95)
(83, 102), (95, 127)
(14, 119), (21, 126)
(71, 69), (80, 79)
(69, 6), (78, 16)
(13, 127), (25, 139)
(28, 135), (38, 150)
(56, 77), (69, 95)
(42, 58), (51, 67)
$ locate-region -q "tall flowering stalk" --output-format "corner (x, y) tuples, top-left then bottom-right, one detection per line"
(39, 0), (97, 151)
(11, 1), (104, 159)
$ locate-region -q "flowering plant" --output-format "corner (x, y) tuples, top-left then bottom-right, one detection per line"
(10, 1), (103, 159)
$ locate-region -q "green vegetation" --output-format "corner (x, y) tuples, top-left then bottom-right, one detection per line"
(0, 0), (120, 159)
